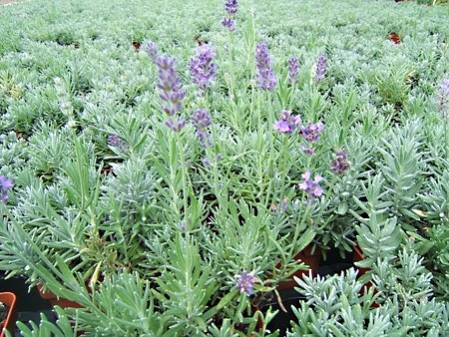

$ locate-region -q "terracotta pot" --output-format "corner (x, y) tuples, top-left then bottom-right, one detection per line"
(132, 41), (141, 51)
(388, 32), (401, 44)
(0, 292), (16, 337)
(37, 285), (82, 309)
(277, 245), (321, 290)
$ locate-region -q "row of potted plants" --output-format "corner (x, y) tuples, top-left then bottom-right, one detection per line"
(1, 0), (449, 335)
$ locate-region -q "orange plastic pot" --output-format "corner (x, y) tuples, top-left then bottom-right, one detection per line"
(37, 285), (82, 309)
(277, 245), (321, 290)
(0, 292), (16, 337)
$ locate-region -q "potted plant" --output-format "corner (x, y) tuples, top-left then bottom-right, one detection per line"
(36, 285), (82, 309)
(0, 292), (16, 337)
(276, 244), (321, 290)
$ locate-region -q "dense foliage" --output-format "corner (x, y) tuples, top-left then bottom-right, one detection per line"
(0, 0), (449, 335)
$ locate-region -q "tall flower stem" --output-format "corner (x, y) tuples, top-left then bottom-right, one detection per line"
(167, 133), (189, 227)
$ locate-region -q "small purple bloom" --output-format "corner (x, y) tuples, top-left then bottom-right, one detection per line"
(273, 110), (301, 134)
(202, 157), (212, 167)
(315, 54), (327, 82)
(107, 134), (124, 148)
(300, 121), (325, 142)
(192, 109), (212, 129)
(298, 171), (324, 198)
(438, 78), (449, 117)
(155, 55), (186, 116)
(202, 155), (222, 167)
(0, 176), (13, 203)
(222, 17), (236, 31)
(143, 41), (159, 62)
(302, 145), (316, 156)
(288, 57), (299, 84)
(189, 45), (217, 92)
(166, 117), (186, 132)
(331, 150), (350, 175)
(196, 129), (211, 147)
(236, 271), (256, 296)
(192, 109), (212, 147)
(224, 0), (239, 15)
(256, 42), (277, 91)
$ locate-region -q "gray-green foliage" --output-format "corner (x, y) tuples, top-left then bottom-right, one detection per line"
(5, 307), (77, 337)
(0, 0), (449, 335)
(288, 248), (449, 337)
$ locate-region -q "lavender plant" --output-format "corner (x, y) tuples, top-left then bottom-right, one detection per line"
(0, 0), (449, 335)
(288, 248), (449, 336)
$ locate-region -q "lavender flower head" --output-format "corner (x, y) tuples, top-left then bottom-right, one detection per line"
(189, 45), (217, 92)
(143, 41), (159, 62)
(256, 42), (277, 91)
(0, 176), (13, 203)
(301, 121), (325, 142)
(107, 134), (126, 149)
(192, 109), (212, 147)
(192, 109), (212, 129)
(196, 129), (211, 147)
(315, 54), (328, 82)
(438, 78), (449, 117)
(299, 171), (324, 199)
(222, 17), (236, 31)
(331, 150), (350, 175)
(224, 0), (239, 15)
(107, 134), (120, 146)
(273, 110), (301, 134)
(236, 271), (256, 296)
(166, 117), (186, 132)
(156, 55), (186, 116)
(288, 57), (299, 84)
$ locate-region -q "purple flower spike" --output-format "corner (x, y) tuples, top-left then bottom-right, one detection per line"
(438, 78), (449, 117)
(315, 54), (328, 82)
(222, 0), (238, 32)
(143, 41), (159, 62)
(222, 17), (236, 31)
(273, 110), (301, 134)
(192, 109), (212, 147)
(236, 271), (256, 296)
(189, 45), (217, 92)
(301, 121), (325, 142)
(224, 0), (239, 15)
(192, 109), (212, 129)
(156, 55), (186, 116)
(166, 117), (186, 132)
(0, 176), (13, 203)
(298, 171), (324, 199)
(288, 57), (299, 84)
(196, 129), (211, 147)
(331, 150), (350, 175)
(256, 42), (277, 91)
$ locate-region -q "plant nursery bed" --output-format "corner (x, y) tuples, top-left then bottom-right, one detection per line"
(0, 0), (18, 5)
(1, 0), (449, 335)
